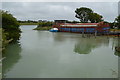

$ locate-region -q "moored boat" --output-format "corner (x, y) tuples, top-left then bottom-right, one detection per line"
(52, 20), (110, 34)
(49, 28), (58, 32)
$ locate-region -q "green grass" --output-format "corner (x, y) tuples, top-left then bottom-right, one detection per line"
(110, 29), (120, 31)
(33, 26), (52, 30)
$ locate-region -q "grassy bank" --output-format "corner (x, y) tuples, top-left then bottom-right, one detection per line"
(110, 29), (120, 31)
(33, 26), (52, 30)
(34, 21), (53, 30)
(19, 23), (38, 25)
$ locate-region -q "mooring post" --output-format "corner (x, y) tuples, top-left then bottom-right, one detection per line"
(107, 31), (109, 38)
(95, 30), (97, 38)
(82, 31), (84, 38)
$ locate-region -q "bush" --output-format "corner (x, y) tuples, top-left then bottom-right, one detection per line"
(38, 22), (53, 27)
(1, 10), (21, 42)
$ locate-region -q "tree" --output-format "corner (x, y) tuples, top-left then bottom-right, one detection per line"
(115, 15), (120, 29)
(75, 7), (93, 23)
(1, 10), (21, 41)
(38, 21), (53, 27)
(89, 13), (103, 23)
(109, 22), (115, 29)
(75, 7), (103, 23)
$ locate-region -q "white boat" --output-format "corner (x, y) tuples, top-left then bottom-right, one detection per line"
(49, 28), (58, 32)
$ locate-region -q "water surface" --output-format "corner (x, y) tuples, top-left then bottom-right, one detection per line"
(3, 25), (119, 78)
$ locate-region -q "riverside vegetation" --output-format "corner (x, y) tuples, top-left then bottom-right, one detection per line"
(1, 10), (21, 51)
(33, 21), (53, 30)
(18, 20), (39, 25)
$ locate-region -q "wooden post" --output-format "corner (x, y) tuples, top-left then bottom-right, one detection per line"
(82, 31), (85, 38)
(95, 31), (97, 38)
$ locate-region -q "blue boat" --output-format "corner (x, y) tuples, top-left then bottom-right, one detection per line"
(49, 28), (58, 32)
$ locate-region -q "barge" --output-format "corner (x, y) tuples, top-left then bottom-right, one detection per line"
(52, 20), (110, 34)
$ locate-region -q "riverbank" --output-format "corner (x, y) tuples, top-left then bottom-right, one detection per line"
(115, 47), (120, 52)
(1, 28), (14, 52)
(33, 26), (52, 30)
(0, 28), (2, 52)
(110, 29), (120, 32)
(2, 10), (21, 52)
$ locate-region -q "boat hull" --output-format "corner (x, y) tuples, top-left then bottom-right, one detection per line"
(49, 30), (58, 32)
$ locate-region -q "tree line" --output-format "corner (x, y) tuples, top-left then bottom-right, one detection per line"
(37, 21), (53, 27)
(18, 20), (38, 23)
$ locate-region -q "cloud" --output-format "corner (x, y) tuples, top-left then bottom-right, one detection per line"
(2, 2), (118, 22)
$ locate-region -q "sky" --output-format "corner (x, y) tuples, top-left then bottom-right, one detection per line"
(2, 2), (119, 22)
(1, 0), (120, 2)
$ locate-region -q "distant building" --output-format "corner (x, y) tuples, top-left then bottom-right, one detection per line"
(54, 20), (68, 24)
(38, 20), (48, 22)
(38, 20), (42, 22)
(42, 20), (47, 22)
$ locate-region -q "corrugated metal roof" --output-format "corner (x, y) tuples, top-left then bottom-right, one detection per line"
(60, 23), (99, 27)
(61, 23), (99, 25)
(61, 25), (97, 27)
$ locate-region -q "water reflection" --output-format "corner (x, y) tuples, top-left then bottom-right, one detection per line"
(74, 37), (109, 54)
(51, 32), (120, 57)
(114, 37), (120, 57)
(2, 42), (22, 78)
(52, 32), (71, 42)
(52, 32), (110, 54)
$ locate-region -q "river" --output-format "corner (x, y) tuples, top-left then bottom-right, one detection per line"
(3, 25), (119, 78)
